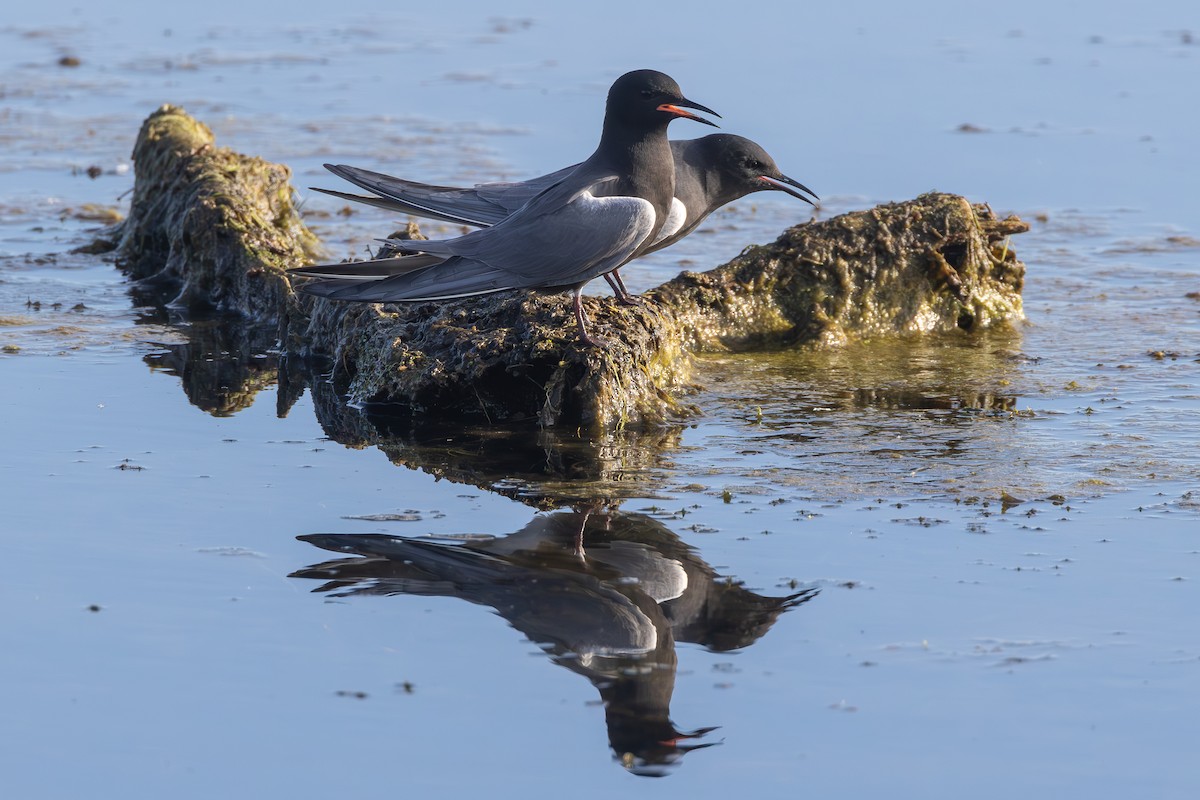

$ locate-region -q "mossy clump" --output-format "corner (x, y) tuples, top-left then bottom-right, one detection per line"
(103, 104), (320, 320)
(649, 193), (1027, 352)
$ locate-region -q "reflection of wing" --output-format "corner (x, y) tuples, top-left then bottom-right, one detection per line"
(589, 541), (687, 604)
(503, 577), (658, 657)
(296, 534), (657, 656)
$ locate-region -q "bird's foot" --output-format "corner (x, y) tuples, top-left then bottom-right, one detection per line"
(577, 330), (606, 348)
(616, 292), (644, 307)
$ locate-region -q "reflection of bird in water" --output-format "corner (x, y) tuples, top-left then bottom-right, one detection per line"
(292, 511), (816, 776)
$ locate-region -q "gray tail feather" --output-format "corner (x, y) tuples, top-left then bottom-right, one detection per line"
(289, 253), (443, 281)
(297, 256), (515, 302)
(325, 163), (458, 197)
(310, 186), (493, 228)
(325, 163), (509, 227)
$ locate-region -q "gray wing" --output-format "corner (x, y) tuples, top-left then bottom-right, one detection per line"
(300, 187), (654, 302)
(312, 173), (658, 303)
(321, 162), (578, 227)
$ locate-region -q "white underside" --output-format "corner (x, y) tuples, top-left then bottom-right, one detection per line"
(648, 197), (687, 246)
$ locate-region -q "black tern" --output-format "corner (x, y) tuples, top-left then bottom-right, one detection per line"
(291, 69), (719, 345)
(309, 134), (818, 303)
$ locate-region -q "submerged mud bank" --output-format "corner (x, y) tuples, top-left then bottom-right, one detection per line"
(105, 106), (1029, 429)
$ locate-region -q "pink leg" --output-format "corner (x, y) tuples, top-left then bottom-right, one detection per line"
(606, 270), (642, 306)
(572, 288), (601, 347)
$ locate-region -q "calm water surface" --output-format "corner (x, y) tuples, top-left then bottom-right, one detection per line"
(2, 1), (1198, 797)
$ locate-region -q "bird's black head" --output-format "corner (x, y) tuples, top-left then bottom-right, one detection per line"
(605, 69), (720, 130)
(701, 133), (819, 205)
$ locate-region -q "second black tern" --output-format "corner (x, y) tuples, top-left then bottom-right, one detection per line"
(308, 134), (818, 303)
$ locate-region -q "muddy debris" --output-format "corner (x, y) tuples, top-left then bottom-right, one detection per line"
(102, 105), (1029, 430)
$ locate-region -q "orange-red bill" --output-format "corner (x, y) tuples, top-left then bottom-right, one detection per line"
(657, 103), (720, 128)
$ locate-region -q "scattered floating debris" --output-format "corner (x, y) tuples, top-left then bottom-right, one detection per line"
(342, 512), (423, 522)
(197, 547), (267, 558)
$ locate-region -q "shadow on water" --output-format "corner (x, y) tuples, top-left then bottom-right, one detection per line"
(135, 305), (687, 505)
(143, 311), (1033, 503)
(306, 383), (684, 508)
(291, 510), (817, 776)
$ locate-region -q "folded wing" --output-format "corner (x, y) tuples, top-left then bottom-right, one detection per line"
(295, 175), (657, 302)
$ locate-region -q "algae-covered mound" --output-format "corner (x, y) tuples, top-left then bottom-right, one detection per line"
(107, 105), (1030, 430)
(286, 286), (699, 429)
(287, 193), (1026, 428)
(649, 192), (1026, 351)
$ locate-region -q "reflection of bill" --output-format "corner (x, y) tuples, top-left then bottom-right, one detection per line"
(292, 510), (816, 776)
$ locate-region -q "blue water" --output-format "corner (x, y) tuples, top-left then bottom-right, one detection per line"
(2, 2), (1199, 798)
